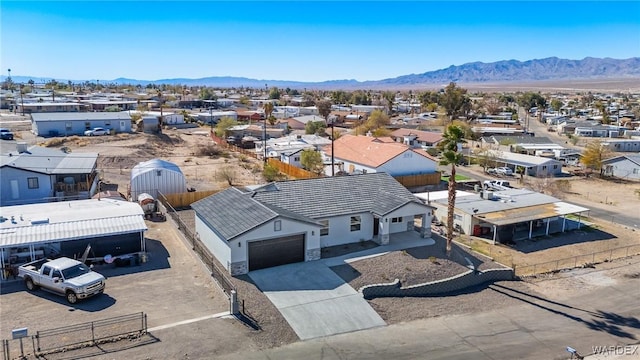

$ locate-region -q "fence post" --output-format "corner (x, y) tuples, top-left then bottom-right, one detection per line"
(574, 257), (577, 268)
(36, 331), (40, 353)
(143, 313), (148, 333)
(610, 249), (613, 261)
(91, 321), (95, 345)
(230, 290), (239, 315)
(555, 260), (559, 272)
(3, 339), (8, 360)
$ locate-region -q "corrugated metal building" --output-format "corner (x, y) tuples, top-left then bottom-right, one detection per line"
(0, 199), (147, 280)
(130, 159), (187, 201)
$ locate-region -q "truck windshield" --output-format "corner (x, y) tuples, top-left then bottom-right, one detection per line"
(61, 264), (91, 279)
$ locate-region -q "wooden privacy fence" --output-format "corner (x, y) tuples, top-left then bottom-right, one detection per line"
(394, 171), (442, 187)
(163, 190), (218, 208)
(268, 158), (321, 179)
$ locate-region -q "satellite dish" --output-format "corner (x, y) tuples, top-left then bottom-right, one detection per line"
(104, 254), (114, 264)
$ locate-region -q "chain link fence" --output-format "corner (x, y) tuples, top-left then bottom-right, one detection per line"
(1, 312), (147, 360)
(515, 244), (640, 277)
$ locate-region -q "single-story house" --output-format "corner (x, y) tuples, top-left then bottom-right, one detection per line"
(483, 150), (563, 177)
(0, 199), (147, 280)
(418, 189), (589, 243)
(601, 139), (640, 153)
(31, 111), (132, 136)
(17, 102), (81, 114)
(602, 154), (640, 181)
(196, 111), (237, 124)
(257, 134), (332, 164)
(0, 143), (99, 206)
(322, 134), (438, 177)
(191, 173), (434, 275)
(237, 110), (263, 122)
(81, 100), (137, 111)
(390, 128), (443, 149)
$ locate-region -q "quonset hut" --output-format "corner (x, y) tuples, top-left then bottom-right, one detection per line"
(130, 159), (187, 201)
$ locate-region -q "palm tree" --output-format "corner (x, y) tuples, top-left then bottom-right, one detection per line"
(439, 124), (467, 253)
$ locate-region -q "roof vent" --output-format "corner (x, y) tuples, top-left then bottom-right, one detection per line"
(16, 142), (28, 153)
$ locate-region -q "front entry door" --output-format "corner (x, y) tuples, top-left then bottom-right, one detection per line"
(373, 217), (379, 236)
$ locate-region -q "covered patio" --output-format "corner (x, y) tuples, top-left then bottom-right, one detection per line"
(473, 202), (590, 244)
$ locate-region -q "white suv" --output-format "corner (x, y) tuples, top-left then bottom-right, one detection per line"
(495, 167), (513, 176)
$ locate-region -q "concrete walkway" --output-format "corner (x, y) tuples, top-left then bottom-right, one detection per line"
(249, 261), (386, 340)
(322, 231), (435, 267)
(249, 232), (435, 340)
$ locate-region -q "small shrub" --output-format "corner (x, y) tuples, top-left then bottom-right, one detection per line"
(44, 138), (66, 147)
(196, 144), (222, 157)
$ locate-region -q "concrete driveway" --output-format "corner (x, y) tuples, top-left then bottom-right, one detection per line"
(248, 260), (386, 340)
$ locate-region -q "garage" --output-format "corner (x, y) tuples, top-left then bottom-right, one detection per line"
(248, 234), (305, 271)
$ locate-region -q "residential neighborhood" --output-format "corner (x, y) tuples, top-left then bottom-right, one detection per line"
(1, 76), (640, 359)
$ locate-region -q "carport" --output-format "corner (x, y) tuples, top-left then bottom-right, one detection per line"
(248, 234), (305, 271)
(474, 202), (590, 243)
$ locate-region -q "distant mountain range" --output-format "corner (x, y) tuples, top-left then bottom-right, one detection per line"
(5, 57), (640, 89)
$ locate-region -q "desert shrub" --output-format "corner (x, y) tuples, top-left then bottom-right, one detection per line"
(217, 166), (236, 186)
(196, 144), (223, 157)
(263, 163), (285, 182)
(44, 138), (66, 147)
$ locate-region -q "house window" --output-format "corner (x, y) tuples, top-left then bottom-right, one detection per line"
(274, 220), (282, 232)
(65, 122), (72, 131)
(350, 216), (361, 232)
(553, 165), (558, 169)
(454, 214), (462, 221)
(105, 121), (111, 126)
(156, 170), (162, 176)
(294, 157), (300, 162)
(319, 220), (329, 236)
(542, 166), (547, 170)
(85, 122), (91, 130)
(391, 217), (403, 223)
(27, 177), (39, 189)
(633, 168), (639, 174)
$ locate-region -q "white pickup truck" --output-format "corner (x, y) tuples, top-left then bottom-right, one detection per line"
(18, 257), (106, 304)
(483, 180), (513, 191)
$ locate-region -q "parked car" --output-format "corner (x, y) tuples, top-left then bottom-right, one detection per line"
(486, 168), (498, 175)
(84, 127), (109, 136)
(495, 167), (513, 176)
(0, 128), (14, 140)
(18, 257), (106, 304)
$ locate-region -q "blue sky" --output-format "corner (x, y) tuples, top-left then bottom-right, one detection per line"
(2, 1), (639, 82)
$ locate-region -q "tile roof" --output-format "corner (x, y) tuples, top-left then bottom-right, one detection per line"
(192, 173), (428, 241)
(324, 134), (435, 168)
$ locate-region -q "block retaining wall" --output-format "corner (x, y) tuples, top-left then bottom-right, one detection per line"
(360, 268), (514, 299)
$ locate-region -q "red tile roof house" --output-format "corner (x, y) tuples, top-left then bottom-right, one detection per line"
(390, 128), (444, 149)
(323, 134), (438, 177)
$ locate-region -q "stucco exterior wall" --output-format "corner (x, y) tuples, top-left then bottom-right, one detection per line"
(195, 214), (231, 270)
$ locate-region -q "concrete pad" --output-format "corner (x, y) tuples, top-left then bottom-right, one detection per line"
(249, 261), (386, 340)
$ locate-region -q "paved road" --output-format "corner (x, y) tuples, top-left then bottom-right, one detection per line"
(218, 272), (640, 360)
